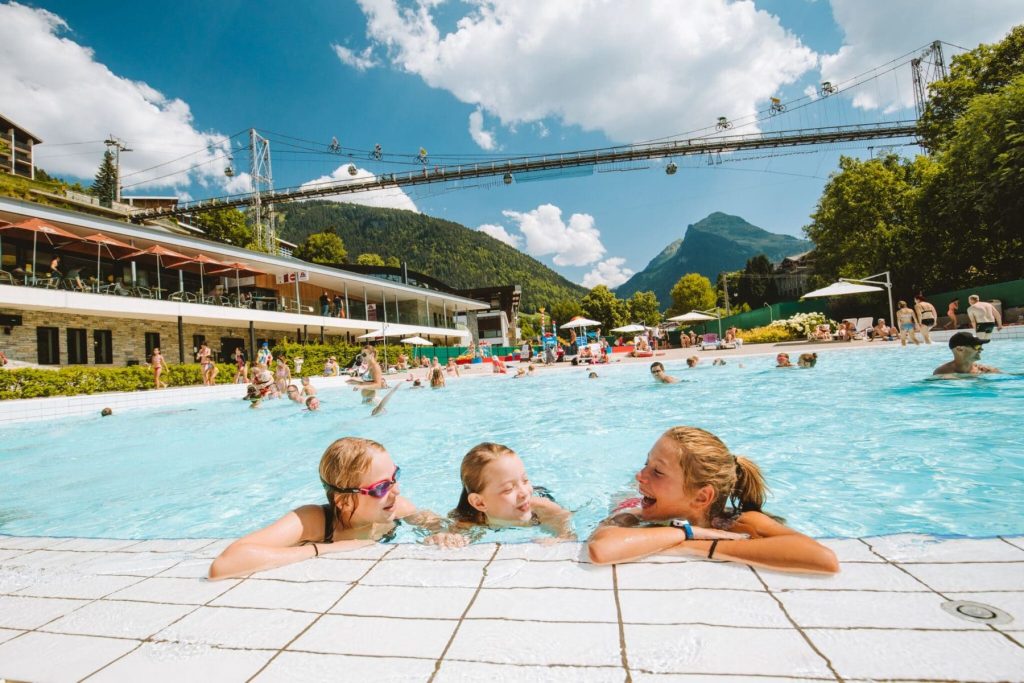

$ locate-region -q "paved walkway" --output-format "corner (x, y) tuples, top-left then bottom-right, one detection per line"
(1, 534), (1022, 682)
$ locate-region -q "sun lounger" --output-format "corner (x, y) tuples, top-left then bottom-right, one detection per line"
(701, 333), (720, 350)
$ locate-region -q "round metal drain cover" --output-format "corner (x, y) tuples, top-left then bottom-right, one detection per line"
(941, 600), (1013, 625)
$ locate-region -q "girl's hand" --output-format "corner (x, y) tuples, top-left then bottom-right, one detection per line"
(423, 532), (469, 549)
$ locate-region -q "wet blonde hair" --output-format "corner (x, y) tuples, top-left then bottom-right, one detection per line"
(662, 427), (767, 518)
(451, 442), (517, 525)
(318, 437), (383, 531)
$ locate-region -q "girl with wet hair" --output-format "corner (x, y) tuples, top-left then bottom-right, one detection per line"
(210, 437), (446, 579)
(588, 427), (838, 573)
(427, 443), (573, 543)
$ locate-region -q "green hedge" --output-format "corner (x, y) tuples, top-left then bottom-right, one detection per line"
(0, 363), (237, 400)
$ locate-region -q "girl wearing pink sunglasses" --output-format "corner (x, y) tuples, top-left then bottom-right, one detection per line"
(210, 437), (448, 579)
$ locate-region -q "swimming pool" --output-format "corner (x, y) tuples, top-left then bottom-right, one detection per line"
(2, 340), (1022, 541)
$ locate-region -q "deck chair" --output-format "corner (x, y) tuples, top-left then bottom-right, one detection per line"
(853, 317), (873, 339)
(701, 333), (720, 350)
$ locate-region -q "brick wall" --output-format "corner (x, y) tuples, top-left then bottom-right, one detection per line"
(0, 309), (350, 366)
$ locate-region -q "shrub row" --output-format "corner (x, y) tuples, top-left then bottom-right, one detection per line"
(0, 363), (237, 400)
(737, 326), (799, 345)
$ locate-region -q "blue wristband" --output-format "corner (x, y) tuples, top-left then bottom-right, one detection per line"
(670, 519), (693, 540)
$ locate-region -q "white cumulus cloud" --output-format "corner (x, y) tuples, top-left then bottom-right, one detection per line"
(477, 223), (520, 247)
(0, 2), (234, 191)
(353, 0), (817, 141)
(332, 43), (379, 71)
(502, 203), (605, 267)
(468, 107), (497, 150)
(822, 0), (1024, 112)
(299, 164), (418, 212)
(582, 257), (634, 289)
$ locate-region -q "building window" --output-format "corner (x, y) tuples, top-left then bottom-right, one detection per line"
(93, 329), (113, 364)
(36, 326), (60, 365)
(67, 328), (88, 365)
(145, 332), (160, 358)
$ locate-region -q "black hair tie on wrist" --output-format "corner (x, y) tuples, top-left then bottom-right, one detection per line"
(312, 543), (319, 557)
(707, 539), (720, 559)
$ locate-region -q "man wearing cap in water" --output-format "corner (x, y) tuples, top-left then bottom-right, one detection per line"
(932, 332), (1002, 376)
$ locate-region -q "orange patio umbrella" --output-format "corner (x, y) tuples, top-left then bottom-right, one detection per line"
(78, 233), (136, 286)
(0, 218), (79, 283)
(165, 252), (227, 296)
(125, 244), (192, 294)
(207, 260), (264, 300)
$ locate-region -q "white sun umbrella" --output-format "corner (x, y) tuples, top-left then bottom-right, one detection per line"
(801, 281), (883, 298)
(401, 335), (433, 361)
(611, 324), (647, 333)
(667, 310), (721, 337)
(559, 317), (601, 329)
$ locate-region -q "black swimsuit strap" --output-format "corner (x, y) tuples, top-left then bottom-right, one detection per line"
(321, 504), (334, 543)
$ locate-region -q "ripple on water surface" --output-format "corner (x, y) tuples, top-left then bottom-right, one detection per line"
(1, 340), (1023, 540)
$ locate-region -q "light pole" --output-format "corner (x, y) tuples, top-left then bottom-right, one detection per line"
(764, 302), (773, 322)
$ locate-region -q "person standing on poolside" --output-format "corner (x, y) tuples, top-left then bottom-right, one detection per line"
(914, 294), (937, 344)
(967, 294), (1002, 342)
(650, 361), (678, 384)
(895, 300), (920, 347)
(197, 342), (215, 385)
(587, 426), (838, 573)
(945, 299), (960, 330)
(256, 342), (272, 367)
(233, 347), (248, 384)
(932, 332), (1002, 377)
(151, 347), (168, 389)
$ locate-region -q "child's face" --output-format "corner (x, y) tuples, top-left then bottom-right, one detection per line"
(346, 449), (402, 527)
(634, 436), (702, 521)
(471, 455), (534, 524)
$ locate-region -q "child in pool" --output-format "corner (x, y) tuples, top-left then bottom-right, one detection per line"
(587, 426), (838, 574)
(209, 437), (448, 579)
(427, 442), (574, 544)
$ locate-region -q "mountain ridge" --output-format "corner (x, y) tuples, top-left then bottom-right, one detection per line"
(615, 212), (812, 305)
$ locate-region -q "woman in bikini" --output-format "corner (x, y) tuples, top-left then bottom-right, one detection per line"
(233, 347), (248, 384)
(914, 294), (937, 345)
(209, 437), (449, 579)
(150, 348), (168, 389)
(895, 300), (920, 347)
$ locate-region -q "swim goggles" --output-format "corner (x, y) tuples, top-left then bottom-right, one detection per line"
(321, 466), (400, 498)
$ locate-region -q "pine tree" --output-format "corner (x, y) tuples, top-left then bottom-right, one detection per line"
(91, 150), (118, 206)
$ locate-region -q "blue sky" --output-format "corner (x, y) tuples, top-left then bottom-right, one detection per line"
(2, 1), (1022, 288)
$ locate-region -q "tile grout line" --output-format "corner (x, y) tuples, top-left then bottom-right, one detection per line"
(750, 566), (843, 682)
(611, 564), (632, 683)
(244, 544), (399, 682)
(427, 543), (501, 683)
(76, 553), (225, 682)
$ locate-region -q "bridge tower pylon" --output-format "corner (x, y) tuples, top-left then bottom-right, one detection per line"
(248, 128), (276, 253)
(912, 41), (947, 120)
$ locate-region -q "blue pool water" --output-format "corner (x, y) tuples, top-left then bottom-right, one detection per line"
(2, 341), (1023, 541)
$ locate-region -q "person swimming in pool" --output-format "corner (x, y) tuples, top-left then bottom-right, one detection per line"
(426, 442), (574, 545)
(775, 352), (793, 368)
(587, 426), (839, 574)
(209, 437), (449, 579)
(650, 361), (678, 384)
(931, 331), (1002, 377)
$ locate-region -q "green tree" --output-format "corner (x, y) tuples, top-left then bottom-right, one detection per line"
(549, 298), (583, 326)
(385, 255), (401, 268)
(919, 26), (1024, 150)
(356, 252), (385, 266)
(918, 74), (1024, 287)
(625, 291), (662, 324)
(667, 273), (716, 317)
(90, 150), (118, 206)
(735, 255), (779, 308)
(579, 285), (626, 329)
(293, 231), (348, 264)
(804, 154), (931, 295)
(200, 208), (252, 247)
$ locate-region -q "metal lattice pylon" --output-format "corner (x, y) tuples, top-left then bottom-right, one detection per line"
(249, 129), (276, 253)
(912, 41), (947, 121)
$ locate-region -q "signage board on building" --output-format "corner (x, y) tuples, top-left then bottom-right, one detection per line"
(275, 271), (310, 284)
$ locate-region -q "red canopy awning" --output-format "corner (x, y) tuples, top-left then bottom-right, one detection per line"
(0, 218), (78, 243)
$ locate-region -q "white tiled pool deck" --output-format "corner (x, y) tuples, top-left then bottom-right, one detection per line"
(1, 534), (1022, 682)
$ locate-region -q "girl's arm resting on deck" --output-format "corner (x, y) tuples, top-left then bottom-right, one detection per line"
(588, 512), (839, 574)
(208, 505), (367, 580)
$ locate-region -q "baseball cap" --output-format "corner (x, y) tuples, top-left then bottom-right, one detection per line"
(948, 331), (989, 349)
